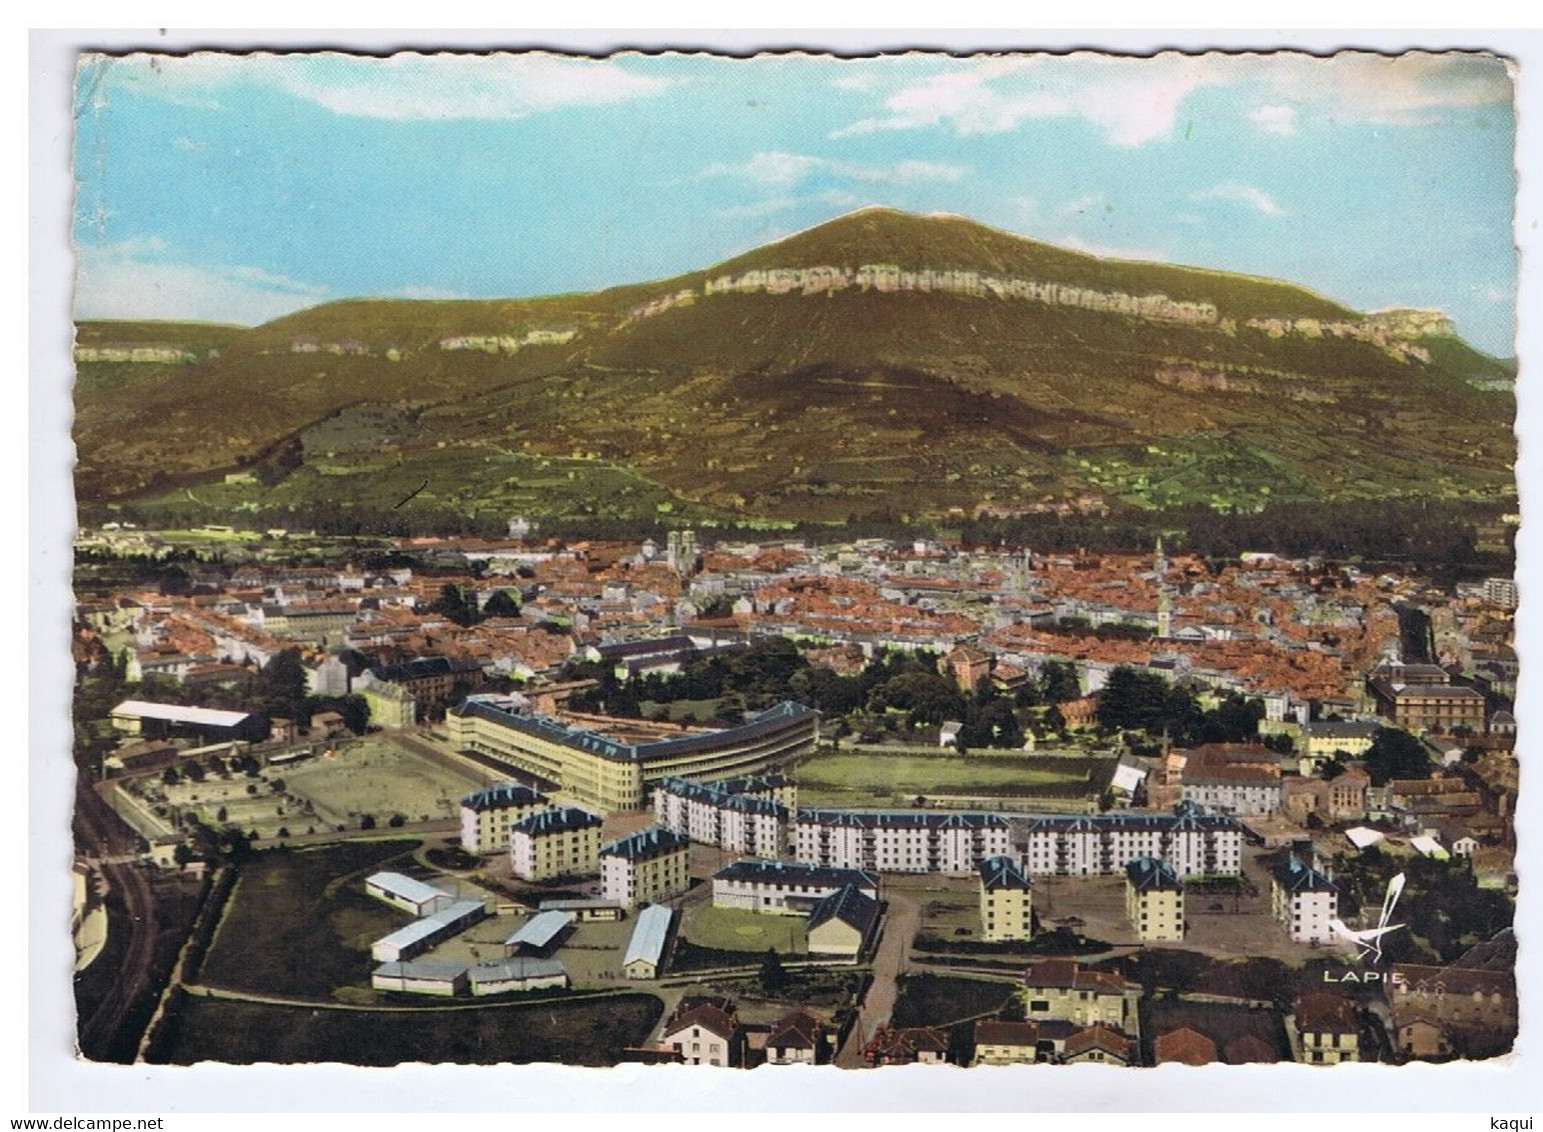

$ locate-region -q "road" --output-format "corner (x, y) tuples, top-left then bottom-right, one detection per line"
(834, 886), (920, 1068)
(75, 777), (159, 1060)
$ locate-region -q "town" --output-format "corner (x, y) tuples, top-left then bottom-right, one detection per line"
(69, 518), (1519, 1069)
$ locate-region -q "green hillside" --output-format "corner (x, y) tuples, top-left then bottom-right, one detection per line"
(73, 208), (1516, 526)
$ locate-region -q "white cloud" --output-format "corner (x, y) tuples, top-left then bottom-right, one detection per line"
(170, 136), (207, 153)
(705, 151), (826, 188)
(830, 54), (1221, 147)
(703, 150), (967, 188)
(1257, 51), (1512, 127)
(75, 237), (330, 326)
(86, 51), (675, 121)
(1192, 181), (1286, 217)
(1248, 104), (1298, 135)
(826, 50), (1512, 146)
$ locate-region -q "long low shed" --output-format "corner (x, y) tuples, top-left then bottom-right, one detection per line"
(371, 899), (488, 963)
(371, 959), (470, 996)
(365, 871), (453, 916)
(622, 904), (674, 980)
(468, 957), (569, 996)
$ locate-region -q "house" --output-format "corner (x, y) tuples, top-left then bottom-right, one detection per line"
(1154, 1026), (1217, 1066)
(712, 859), (878, 916)
(660, 997), (743, 1067)
(1125, 855), (1184, 942)
(459, 781), (548, 855)
(1369, 680), (1486, 734)
(1221, 1034), (1279, 1064)
(863, 1025), (949, 1066)
(1022, 959), (1135, 1031)
(1178, 744), (1281, 815)
(805, 884), (880, 958)
(509, 806), (603, 882)
(1061, 1023), (1132, 1066)
(972, 1019), (1043, 1066)
(1394, 1015), (1454, 1061)
(1300, 720), (1379, 773)
(940, 644), (992, 692)
(1389, 930), (1518, 1060)
(938, 721), (963, 748)
(600, 826), (691, 908)
(764, 1008), (824, 1065)
(621, 904), (674, 980)
(1270, 856), (1338, 944)
(309, 710), (349, 739)
(978, 855), (1033, 942)
(1294, 992), (1361, 1065)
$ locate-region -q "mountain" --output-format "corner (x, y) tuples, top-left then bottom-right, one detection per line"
(72, 207), (1515, 527)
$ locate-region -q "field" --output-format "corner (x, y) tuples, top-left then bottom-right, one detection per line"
(149, 735), (489, 840)
(680, 903), (808, 956)
(793, 749), (1110, 808)
(197, 839), (421, 999)
(276, 736), (486, 829)
(889, 973), (1018, 1028)
(150, 989), (665, 1066)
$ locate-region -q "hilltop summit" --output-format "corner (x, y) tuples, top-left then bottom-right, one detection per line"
(74, 208), (1513, 524)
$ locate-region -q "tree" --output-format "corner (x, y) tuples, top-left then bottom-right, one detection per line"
(216, 806), (228, 822)
(257, 648), (308, 721)
(431, 584), (480, 628)
(1364, 727), (1434, 786)
(359, 814), (376, 831)
(161, 766), (180, 786)
(1096, 666), (1172, 732)
(759, 948), (788, 994)
(1039, 661), (1081, 704)
(482, 588), (522, 619)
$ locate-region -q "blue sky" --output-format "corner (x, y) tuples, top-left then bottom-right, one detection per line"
(72, 50), (1518, 354)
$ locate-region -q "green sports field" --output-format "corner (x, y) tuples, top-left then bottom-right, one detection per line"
(794, 749), (1109, 807)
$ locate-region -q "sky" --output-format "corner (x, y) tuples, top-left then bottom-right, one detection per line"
(72, 50), (1519, 354)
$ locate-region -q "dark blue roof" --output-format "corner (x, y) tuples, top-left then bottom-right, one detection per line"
(601, 825), (690, 861)
(978, 855), (1032, 891)
(796, 809), (1007, 831)
(1272, 855), (1337, 893)
(713, 858), (877, 891)
(456, 697), (815, 764)
(807, 884), (879, 935)
(511, 806), (603, 836)
(1125, 855), (1182, 891)
(461, 782), (546, 812)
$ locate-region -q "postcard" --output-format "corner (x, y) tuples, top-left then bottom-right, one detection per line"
(64, 46), (1520, 1082)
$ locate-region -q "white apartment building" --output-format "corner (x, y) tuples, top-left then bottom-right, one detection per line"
(1022, 808), (1243, 878)
(459, 781), (548, 855)
(794, 809), (1011, 874)
(1271, 856), (1339, 944)
(711, 858), (878, 914)
(653, 774), (792, 857)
